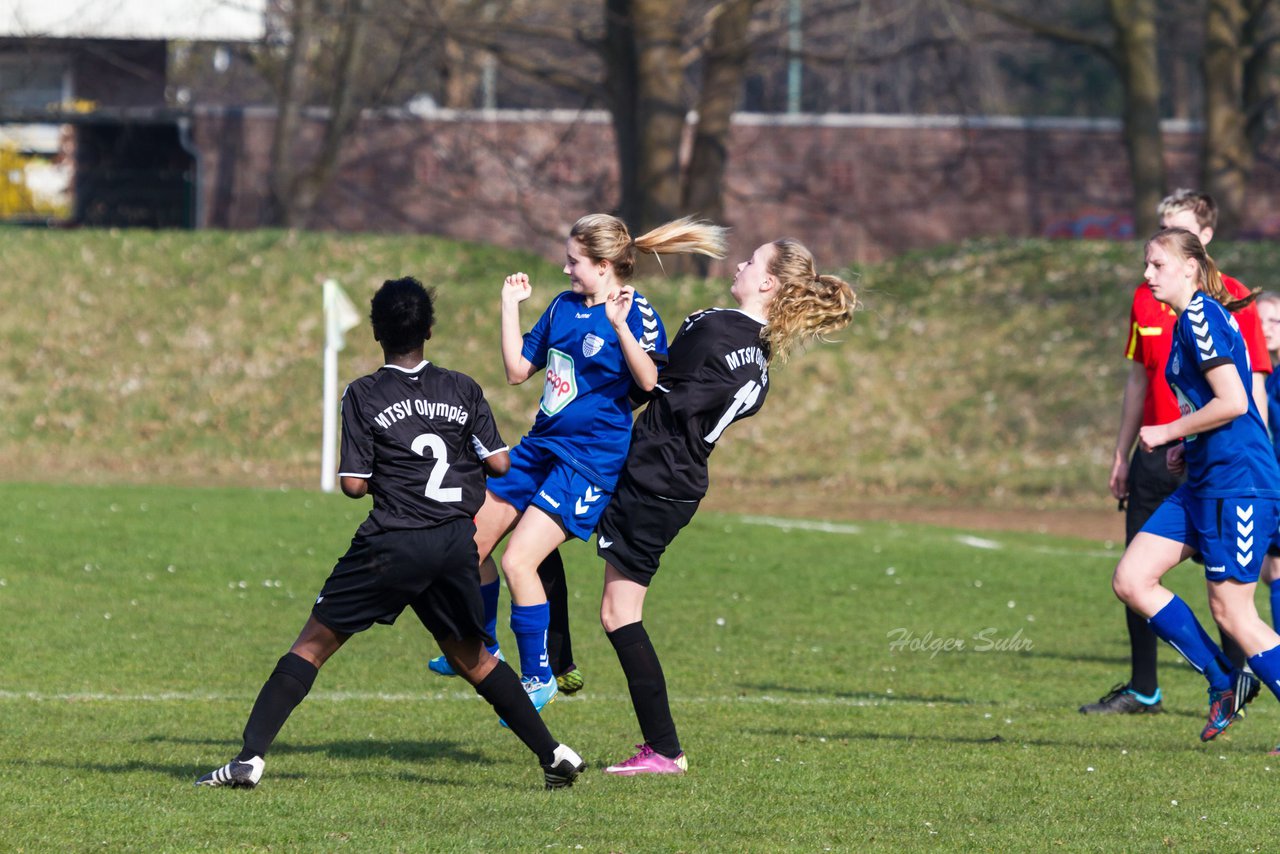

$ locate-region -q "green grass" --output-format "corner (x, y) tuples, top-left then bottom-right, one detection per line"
(7, 228), (1280, 507)
(3, 481), (1278, 851)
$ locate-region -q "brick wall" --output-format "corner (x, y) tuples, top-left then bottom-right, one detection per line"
(191, 107), (1280, 270)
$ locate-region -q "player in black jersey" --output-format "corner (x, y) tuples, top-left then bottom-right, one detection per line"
(196, 277), (585, 791)
(595, 239), (858, 775)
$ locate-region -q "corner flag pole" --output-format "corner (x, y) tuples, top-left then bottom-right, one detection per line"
(321, 279), (360, 493)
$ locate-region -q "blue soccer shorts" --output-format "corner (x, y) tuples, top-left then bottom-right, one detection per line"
(486, 440), (612, 541)
(1141, 484), (1280, 583)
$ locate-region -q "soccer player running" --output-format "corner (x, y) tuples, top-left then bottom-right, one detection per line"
(196, 277), (585, 790)
(1082, 189), (1272, 715)
(1111, 229), (1280, 743)
(596, 238), (857, 775)
(428, 215), (729, 713)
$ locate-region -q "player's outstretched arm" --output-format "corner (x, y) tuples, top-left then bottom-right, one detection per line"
(501, 273), (537, 384)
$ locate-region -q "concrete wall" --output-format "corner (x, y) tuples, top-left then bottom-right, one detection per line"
(191, 107), (1280, 269)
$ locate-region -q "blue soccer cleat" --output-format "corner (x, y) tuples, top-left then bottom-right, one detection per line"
(428, 649), (503, 677)
(500, 675), (558, 728)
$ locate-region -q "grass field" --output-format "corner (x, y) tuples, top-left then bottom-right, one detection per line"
(4, 481), (1280, 851)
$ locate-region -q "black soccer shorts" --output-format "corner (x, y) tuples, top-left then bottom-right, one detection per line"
(595, 472), (700, 587)
(312, 518), (491, 643)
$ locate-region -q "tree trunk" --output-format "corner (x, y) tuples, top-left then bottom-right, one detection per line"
(684, 0), (756, 227)
(604, 0), (642, 227)
(292, 0), (370, 220)
(632, 0), (686, 233)
(1109, 0), (1164, 237)
(1201, 0), (1251, 238)
(268, 0), (317, 227)
(1242, 0), (1278, 152)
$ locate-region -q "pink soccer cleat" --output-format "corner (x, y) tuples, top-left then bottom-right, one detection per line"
(603, 743), (688, 776)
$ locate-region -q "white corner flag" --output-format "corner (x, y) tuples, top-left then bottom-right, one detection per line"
(324, 278), (361, 352)
(321, 279), (362, 493)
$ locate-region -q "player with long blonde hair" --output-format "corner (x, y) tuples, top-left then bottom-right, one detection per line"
(594, 237), (857, 774)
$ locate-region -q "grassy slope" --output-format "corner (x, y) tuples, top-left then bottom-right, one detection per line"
(4, 228), (1280, 509)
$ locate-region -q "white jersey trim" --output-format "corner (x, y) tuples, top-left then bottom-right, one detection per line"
(472, 440), (511, 460)
(382, 359), (431, 373)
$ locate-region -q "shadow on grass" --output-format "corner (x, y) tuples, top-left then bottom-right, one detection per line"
(744, 726), (1209, 751)
(737, 684), (978, 706)
(1018, 650), (1132, 667)
(137, 735), (492, 781)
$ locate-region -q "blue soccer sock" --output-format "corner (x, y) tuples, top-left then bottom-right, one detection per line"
(481, 579), (501, 656)
(1193, 614), (1239, 678)
(1248, 645), (1280, 702)
(510, 602), (553, 684)
(1147, 596), (1232, 691)
(1270, 580), (1280, 631)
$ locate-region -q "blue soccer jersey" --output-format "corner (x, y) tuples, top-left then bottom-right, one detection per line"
(1267, 369), (1280, 464)
(1166, 291), (1280, 498)
(519, 290), (667, 489)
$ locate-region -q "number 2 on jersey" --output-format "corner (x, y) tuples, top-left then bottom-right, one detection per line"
(411, 433), (462, 502)
(704, 380), (762, 444)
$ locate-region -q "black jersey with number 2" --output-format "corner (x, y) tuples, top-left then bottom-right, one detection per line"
(624, 308), (770, 500)
(338, 360), (507, 535)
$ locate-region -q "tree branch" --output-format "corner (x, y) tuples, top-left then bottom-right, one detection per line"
(957, 0), (1115, 61)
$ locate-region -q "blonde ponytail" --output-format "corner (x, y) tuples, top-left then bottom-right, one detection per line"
(570, 214), (728, 282)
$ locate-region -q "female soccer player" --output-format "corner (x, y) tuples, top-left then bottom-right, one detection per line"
(429, 215), (729, 712)
(196, 277), (584, 790)
(1111, 229), (1280, 743)
(595, 238), (857, 774)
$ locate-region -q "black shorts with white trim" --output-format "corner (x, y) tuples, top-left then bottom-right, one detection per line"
(595, 471), (700, 587)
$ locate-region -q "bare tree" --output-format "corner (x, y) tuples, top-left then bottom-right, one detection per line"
(683, 0), (758, 228)
(960, 0), (1165, 234)
(435, 1), (761, 240)
(264, 0), (373, 227)
(1202, 0), (1279, 236)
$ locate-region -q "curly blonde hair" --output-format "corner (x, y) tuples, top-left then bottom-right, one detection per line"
(569, 214), (729, 281)
(762, 239), (858, 363)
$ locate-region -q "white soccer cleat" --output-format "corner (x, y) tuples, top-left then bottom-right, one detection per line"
(194, 755), (265, 789)
(541, 743), (586, 790)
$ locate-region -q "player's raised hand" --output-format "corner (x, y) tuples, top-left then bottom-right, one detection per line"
(502, 272), (533, 306)
(605, 285), (634, 328)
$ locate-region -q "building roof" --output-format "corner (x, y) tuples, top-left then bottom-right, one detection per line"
(2, 0), (266, 41)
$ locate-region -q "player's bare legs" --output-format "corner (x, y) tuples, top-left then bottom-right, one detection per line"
(473, 490), (521, 565)
(600, 564), (647, 631)
(493, 507), (566, 705)
(1114, 533), (1253, 740)
(1111, 532), (1189, 618)
(501, 506), (565, 606)
(288, 615), (350, 667)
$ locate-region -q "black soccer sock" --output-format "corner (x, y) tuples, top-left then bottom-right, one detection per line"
(608, 621), (681, 759)
(474, 659), (559, 765)
(238, 652), (318, 761)
(1220, 629), (1248, 671)
(1125, 605), (1159, 697)
(538, 549), (575, 675)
